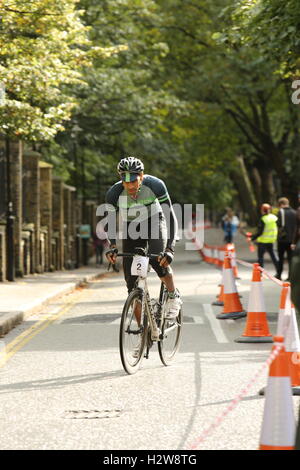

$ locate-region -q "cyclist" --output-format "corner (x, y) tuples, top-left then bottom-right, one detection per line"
(101, 156), (182, 321)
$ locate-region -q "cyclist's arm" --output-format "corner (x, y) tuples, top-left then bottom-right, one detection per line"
(161, 197), (178, 254)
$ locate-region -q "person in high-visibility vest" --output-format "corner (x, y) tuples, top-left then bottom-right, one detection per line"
(251, 203), (279, 273)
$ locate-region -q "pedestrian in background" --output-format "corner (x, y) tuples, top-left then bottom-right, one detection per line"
(276, 197), (297, 281)
(221, 208), (240, 243)
(251, 203), (279, 272)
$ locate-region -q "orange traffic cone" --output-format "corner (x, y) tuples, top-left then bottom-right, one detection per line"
(206, 245), (214, 264)
(259, 336), (296, 450)
(235, 263), (273, 343)
(259, 284), (299, 395)
(203, 244), (210, 263)
(216, 254), (246, 320)
(284, 297), (300, 395)
(227, 243), (240, 279)
(212, 269), (224, 306)
(276, 283), (291, 339)
(217, 246), (226, 269)
(213, 248), (219, 268)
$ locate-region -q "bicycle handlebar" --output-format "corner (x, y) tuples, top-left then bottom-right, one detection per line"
(106, 250), (164, 271)
(116, 252), (162, 259)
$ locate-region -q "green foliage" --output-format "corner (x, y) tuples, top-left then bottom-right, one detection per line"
(1, 0), (299, 214)
(0, 0), (88, 139)
(235, 0), (300, 76)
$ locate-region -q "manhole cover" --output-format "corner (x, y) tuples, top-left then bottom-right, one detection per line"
(63, 409), (122, 419)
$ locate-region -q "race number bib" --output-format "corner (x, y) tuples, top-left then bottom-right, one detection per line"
(131, 256), (149, 277)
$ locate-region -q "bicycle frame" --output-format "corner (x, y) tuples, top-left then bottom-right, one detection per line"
(136, 271), (161, 342)
(138, 275), (178, 343)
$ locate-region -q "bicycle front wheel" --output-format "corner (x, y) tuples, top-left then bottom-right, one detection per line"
(158, 306), (182, 366)
(119, 289), (148, 375)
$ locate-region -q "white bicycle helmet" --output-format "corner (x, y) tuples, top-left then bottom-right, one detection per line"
(117, 157), (144, 174)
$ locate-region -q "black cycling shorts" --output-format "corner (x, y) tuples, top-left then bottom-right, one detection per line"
(122, 215), (171, 292)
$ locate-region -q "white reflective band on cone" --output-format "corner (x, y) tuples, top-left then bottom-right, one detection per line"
(247, 283), (266, 313)
(223, 269), (237, 294)
(260, 377), (296, 448)
(285, 306), (300, 352)
(277, 289), (292, 338)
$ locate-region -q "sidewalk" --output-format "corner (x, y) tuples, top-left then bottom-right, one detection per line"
(0, 258), (109, 336)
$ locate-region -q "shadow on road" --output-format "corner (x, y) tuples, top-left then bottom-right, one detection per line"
(0, 369), (127, 394)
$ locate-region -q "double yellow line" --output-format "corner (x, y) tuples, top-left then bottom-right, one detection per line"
(0, 298), (76, 369)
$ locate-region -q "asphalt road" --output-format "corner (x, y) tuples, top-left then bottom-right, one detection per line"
(0, 234), (299, 451)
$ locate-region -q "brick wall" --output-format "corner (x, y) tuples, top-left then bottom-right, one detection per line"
(39, 161), (53, 272)
(0, 140), (97, 280)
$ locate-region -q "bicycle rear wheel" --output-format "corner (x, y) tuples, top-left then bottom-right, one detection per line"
(158, 304), (182, 366)
(119, 289), (148, 375)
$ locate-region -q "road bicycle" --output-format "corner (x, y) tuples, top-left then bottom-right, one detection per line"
(109, 247), (182, 375)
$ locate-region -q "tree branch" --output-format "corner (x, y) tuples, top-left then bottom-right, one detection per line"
(159, 25), (210, 48)
(2, 6), (61, 16)
(224, 107), (264, 155)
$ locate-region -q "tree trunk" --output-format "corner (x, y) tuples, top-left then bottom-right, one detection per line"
(259, 167), (277, 205)
(248, 166), (262, 212)
(230, 155), (258, 226)
(249, 159), (277, 207)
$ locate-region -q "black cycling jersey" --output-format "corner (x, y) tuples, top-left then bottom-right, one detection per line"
(104, 174), (177, 251)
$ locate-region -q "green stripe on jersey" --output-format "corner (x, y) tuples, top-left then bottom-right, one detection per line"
(158, 194), (169, 203)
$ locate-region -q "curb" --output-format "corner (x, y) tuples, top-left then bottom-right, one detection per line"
(0, 269), (110, 337)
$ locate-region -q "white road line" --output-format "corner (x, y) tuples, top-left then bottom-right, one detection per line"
(203, 304), (229, 344)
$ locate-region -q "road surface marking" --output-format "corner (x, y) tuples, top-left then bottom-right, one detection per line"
(203, 304), (229, 343)
(0, 300), (76, 369)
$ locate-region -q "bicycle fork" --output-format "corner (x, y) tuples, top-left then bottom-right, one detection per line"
(145, 294), (161, 342)
(138, 278), (161, 343)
